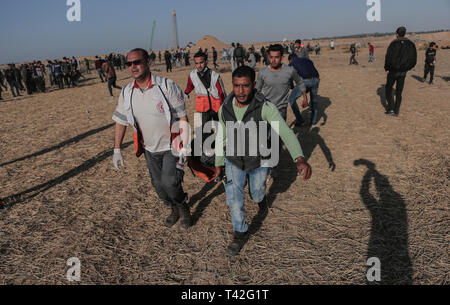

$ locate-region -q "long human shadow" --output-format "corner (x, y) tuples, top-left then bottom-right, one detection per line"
(315, 95), (331, 126)
(0, 123), (115, 167)
(295, 95), (331, 126)
(298, 127), (336, 171)
(0, 141), (133, 210)
(439, 75), (450, 81)
(376, 85), (389, 111)
(410, 74), (425, 83)
(189, 181), (225, 226)
(354, 159), (412, 284)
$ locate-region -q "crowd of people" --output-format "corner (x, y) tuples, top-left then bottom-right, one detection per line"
(1, 26), (437, 257)
(108, 26), (435, 256)
(0, 53), (130, 100)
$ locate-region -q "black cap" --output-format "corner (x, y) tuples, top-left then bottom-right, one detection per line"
(396, 26), (406, 37)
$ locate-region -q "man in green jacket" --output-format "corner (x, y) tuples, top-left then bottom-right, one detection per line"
(214, 66), (312, 256)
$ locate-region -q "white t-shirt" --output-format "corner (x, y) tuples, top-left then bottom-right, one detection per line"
(112, 76), (187, 153)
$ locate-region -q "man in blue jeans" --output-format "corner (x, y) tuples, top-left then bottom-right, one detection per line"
(214, 66), (312, 256)
(288, 54), (320, 126)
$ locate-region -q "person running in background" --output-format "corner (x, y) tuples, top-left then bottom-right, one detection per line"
(247, 48), (256, 69)
(349, 43), (358, 65)
(164, 50), (172, 73)
(288, 54), (321, 126)
(330, 40), (335, 50)
(294, 40), (309, 59)
(384, 26), (417, 116)
(368, 42), (375, 63)
(94, 56), (105, 83)
(212, 47), (219, 69)
(255, 44), (307, 178)
(315, 44), (321, 55)
(423, 42), (437, 85)
(102, 59), (122, 98)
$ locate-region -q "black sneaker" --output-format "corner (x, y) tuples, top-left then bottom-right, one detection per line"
(165, 205), (180, 227)
(385, 110), (394, 115)
(226, 231), (248, 256)
(178, 203), (192, 229)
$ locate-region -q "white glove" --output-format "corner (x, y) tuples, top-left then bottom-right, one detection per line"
(178, 147), (191, 164)
(113, 148), (125, 170)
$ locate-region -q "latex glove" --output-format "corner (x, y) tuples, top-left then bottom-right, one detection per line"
(178, 147), (191, 164)
(113, 148), (125, 170)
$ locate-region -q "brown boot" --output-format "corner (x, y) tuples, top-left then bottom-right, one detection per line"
(165, 205), (180, 227)
(178, 203), (192, 229)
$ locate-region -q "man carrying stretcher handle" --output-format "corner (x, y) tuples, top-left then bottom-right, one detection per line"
(111, 48), (192, 229)
(185, 51), (226, 163)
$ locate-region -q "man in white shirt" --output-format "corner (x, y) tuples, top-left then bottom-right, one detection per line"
(112, 48), (192, 229)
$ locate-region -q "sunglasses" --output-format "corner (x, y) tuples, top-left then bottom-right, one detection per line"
(125, 59), (145, 67)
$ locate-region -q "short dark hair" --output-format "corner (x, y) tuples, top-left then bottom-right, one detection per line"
(295, 39), (302, 44)
(429, 42), (436, 48)
(268, 44), (284, 55)
(128, 48), (150, 61)
(288, 54), (297, 61)
(194, 51), (207, 60)
(396, 26), (406, 37)
(232, 66), (256, 83)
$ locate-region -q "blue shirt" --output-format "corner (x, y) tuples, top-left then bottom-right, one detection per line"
(289, 58), (319, 79)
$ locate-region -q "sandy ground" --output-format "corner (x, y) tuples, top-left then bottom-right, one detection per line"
(0, 33), (449, 284)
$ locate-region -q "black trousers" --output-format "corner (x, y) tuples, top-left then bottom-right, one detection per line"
(63, 73), (71, 87)
(236, 57), (244, 67)
(423, 63), (435, 84)
(144, 150), (187, 207)
(385, 71), (406, 114)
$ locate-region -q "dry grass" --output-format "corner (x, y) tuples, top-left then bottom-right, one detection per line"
(0, 33), (449, 285)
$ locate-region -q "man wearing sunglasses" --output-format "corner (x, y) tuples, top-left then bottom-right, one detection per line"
(112, 48), (192, 229)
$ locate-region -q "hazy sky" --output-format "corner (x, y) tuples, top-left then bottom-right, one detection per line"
(0, 0), (449, 63)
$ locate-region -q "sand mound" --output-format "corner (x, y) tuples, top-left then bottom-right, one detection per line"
(192, 35), (230, 52)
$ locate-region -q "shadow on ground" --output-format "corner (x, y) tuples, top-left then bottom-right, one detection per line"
(354, 158), (413, 284)
(0, 142), (132, 210)
(1, 123), (115, 167)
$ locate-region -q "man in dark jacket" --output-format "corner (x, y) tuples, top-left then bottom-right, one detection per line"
(384, 27), (417, 116)
(234, 43), (245, 68)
